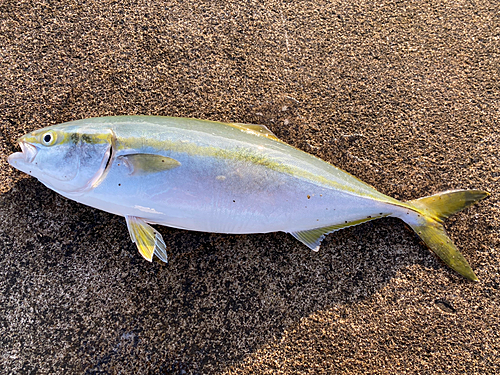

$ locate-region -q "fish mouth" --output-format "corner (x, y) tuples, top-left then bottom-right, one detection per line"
(8, 141), (38, 166)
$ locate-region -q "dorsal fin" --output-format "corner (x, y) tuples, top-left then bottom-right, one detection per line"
(230, 123), (280, 141)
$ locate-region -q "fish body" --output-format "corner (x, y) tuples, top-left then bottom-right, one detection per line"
(8, 116), (488, 280)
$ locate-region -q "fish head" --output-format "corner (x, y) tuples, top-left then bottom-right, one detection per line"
(8, 123), (113, 194)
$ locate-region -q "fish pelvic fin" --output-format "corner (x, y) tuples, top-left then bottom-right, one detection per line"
(290, 214), (389, 252)
(125, 215), (168, 263)
(404, 190), (489, 281)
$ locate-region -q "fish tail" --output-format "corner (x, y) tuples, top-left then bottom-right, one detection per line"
(401, 190), (489, 281)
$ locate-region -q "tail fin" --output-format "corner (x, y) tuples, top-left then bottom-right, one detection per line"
(404, 190), (489, 281)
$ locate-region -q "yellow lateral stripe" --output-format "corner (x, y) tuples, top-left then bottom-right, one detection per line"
(117, 136), (354, 191)
(22, 129), (111, 146)
(116, 135), (412, 208)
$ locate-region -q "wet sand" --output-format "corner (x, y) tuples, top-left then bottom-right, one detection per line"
(0, 1), (498, 373)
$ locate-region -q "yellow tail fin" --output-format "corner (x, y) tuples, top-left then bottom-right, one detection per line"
(405, 190), (489, 281)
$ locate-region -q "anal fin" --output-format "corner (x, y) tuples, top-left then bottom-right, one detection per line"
(125, 215), (168, 263)
(290, 215), (387, 251)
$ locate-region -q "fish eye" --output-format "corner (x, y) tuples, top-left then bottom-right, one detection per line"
(41, 131), (56, 146)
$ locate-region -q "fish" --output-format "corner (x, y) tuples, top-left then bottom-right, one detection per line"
(7, 115), (488, 280)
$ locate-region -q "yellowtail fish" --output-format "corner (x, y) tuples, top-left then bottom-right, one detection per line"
(8, 116), (488, 280)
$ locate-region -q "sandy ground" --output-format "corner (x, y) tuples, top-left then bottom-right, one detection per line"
(0, 0), (499, 373)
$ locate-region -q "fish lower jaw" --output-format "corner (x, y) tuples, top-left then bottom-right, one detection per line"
(7, 151), (25, 166)
(7, 152), (36, 177)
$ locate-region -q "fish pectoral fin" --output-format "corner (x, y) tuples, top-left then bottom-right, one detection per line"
(290, 215), (387, 251)
(118, 153), (181, 176)
(231, 123), (280, 141)
(125, 215), (168, 263)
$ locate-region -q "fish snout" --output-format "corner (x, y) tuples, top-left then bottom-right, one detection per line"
(8, 141), (38, 167)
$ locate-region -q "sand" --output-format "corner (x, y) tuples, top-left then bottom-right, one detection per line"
(0, 0), (498, 373)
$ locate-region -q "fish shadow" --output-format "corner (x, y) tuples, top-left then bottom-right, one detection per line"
(0, 178), (441, 374)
